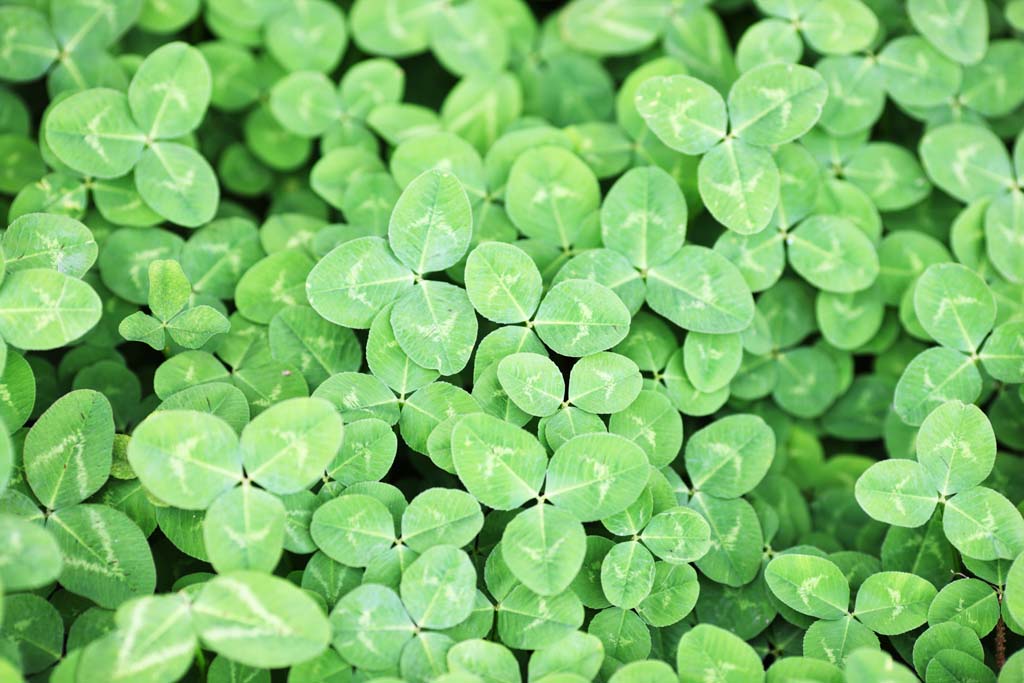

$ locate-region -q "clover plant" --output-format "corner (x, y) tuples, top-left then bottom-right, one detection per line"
(1, 1), (1024, 682)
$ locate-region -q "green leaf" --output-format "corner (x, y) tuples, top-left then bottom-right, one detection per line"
(400, 488), (483, 553)
(127, 410), (242, 510)
(452, 412), (547, 510)
(646, 245), (755, 333)
(685, 413), (774, 499)
(306, 236), (414, 329)
(916, 400), (996, 496)
(800, 0), (878, 55)
(389, 169), (472, 274)
(240, 397), (342, 494)
(390, 281), (478, 375)
(146, 259), (191, 322)
(943, 486), (1024, 560)
(979, 321), (1024, 383)
(505, 146), (600, 249)
(47, 503), (156, 609)
(913, 263), (995, 353)
(202, 484), (286, 573)
(166, 305), (230, 349)
(134, 142), (219, 228)
(77, 593), (196, 683)
(634, 75), (727, 155)
(855, 459), (938, 527)
(118, 312), (165, 350)
(675, 624), (765, 683)
(600, 541), (655, 609)
(400, 545), (477, 628)
(0, 7), (58, 82)
(927, 578), (1000, 637)
(787, 215), (880, 294)
(908, 0), (988, 65)
(567, 352), (642, 414)
(728, 63), (827, 146)
(765, 553), (850, 619)
(464, 242), (543, 324)
(533, 279), (632, 357)
(641, 506), (712, 563)
(310, 493), (395, 567)
(919, 123), (1013, 202)
(0, 269), (102, 350)
(0, 514), (62, 591)
(545, 433), (649, 522)
(45, 89), (145, 178)
(600, 166), (687, 269)
(878, 36), (963, 109)
(854, 571), (936, 636)
(24, 389), (114, 510)
(192, 570), (331, 668)
(501, 504), (586, 596)
(1, 213), (97, 278)
(697, 139), (780, 235)
(893, 347), (983, 427)
(128, 41), (212, 139)
(330, 583), (416, 670)
(496, 353), (564, 418)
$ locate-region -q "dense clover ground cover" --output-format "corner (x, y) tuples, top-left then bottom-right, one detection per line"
(2, 0), (1024, 681)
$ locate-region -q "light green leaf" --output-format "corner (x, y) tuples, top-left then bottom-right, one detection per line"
(47, 503), (156, 609)
(77, 593), (196, 683)
(634, 75), (727, 155)
(916, 400), (996, 496)
(505, 146), (600, 249)
(1, 213), (97, 278)
(192, 570), (331, 668)
(331, 583), (416, 670)
(787, 215), (879, 294)
(641, 506), (712, 564)
(685, 413), (774, 499)
(496, 353), (565, 418)
(128, 41), (211, 139)
(464, 242), (543, 324)
(501, 504), (586, 596)
(546, 433), (649, 522)
(0, 269), (102, 350)
(310, 493), (395, 567)
(676, 624), (765, 683)
(389, 169), (472, 274)
(764, 553), (850, 619)
(943, 487), (1024, 560)
(854, 571), (936, 635)
(567, 352), (642, 414)
(697, 139), (780, 235)
(600, 166), (687, 269)
(240, 397), (342, 494)
(728, 63), (827, 146)
(451, 412), (547, 510)
(127, 410), (242, 510)
(390, 281), (477, 375)
(646, 245), (755, 333)
(400, 545), (476, 628)
(203, 484), (286, 573)
(45, 88), (145, 179)
(533, 279), (631, 357)
(306, 236), (414, 329)
(24, 389), (113, 510)
(134, 142), (219, 228)
(913, 262), (995, 353)
(908, 0), (988, 65)
(0, 514), (62, 591)
(854, 459), (938, 527)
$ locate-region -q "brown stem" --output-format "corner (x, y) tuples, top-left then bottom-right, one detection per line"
(996, 615), (1007, 672)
